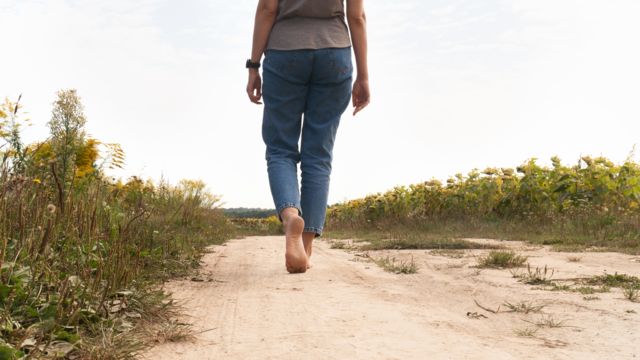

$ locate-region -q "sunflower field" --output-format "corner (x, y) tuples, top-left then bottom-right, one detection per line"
(326, 156), (640, 251)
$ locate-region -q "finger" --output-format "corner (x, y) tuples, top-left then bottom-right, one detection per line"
(352, 102), (359, 115)
(353, 99), (369, 116)
(249, 91), (263, 105)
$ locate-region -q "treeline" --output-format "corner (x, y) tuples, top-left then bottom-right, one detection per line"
(224, 207), (276, 219)
(0, 92), (232, 358)
(326, 156), (640, 252)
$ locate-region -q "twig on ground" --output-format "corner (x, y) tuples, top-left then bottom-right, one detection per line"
(473, 299), (501, 314)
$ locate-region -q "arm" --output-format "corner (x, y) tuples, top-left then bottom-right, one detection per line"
(346, 0), (370, 115)
(247, 0), (278, 104)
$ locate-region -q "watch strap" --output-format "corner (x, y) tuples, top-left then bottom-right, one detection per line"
(246, 59), (261, 69)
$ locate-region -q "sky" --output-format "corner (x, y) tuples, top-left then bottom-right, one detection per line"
(1, 0), (640, 208)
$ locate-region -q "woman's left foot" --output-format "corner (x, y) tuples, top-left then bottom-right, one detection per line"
(283, 215), (307, 273)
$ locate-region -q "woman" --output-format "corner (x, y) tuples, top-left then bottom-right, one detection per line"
(247, 0), (370, 273)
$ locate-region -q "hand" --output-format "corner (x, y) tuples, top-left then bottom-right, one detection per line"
(352, 77), (370, 116)
(246, 69), (262, 104)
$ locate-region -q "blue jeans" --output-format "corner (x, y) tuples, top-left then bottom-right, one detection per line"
(262, 47), (353, 237)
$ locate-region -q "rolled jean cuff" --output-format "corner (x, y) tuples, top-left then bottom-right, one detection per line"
(276, 203), (302, 222)
(304, 226), (323, 238)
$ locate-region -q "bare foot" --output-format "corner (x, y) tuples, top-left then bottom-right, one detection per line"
(283, 214), (307, 273)
(303, 233), (314, 269)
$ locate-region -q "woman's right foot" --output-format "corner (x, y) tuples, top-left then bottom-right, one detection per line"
(302, 234), (314, 269)
(283, 214), (308, 273)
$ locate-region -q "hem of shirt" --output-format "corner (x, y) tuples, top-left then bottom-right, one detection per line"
(265, 44), (352, 51)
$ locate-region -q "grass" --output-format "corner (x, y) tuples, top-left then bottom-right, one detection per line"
(547, 283), (610, 294)
(503, 301), (546, 314)
(575, 286), (610, 295)
(0, 93), (234, 357)
(373, 256), (419, 274)
(583, 273), (640, 288)
(623, 286), (639, 302)
(514, 327), (539, 337)
(567, 256), (582, 262)
(326, 213), (640, 256)
(533, 272), (640, 299)
(430, 249), (466, 258)
(526, 315), (567, 328)
(329, 240), (356, 250)
(325, 227), (502, 251)
(477, 251), (528, 268)
(515, 264), (555, 285)
(150, 319), (194, 343)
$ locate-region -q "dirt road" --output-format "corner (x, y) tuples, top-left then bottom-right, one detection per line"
(141, 236), (640, 360)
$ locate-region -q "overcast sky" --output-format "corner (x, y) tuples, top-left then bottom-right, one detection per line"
(2, 0), (639, 208)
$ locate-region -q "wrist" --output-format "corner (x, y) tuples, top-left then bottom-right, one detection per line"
(246, 58), (261, 70)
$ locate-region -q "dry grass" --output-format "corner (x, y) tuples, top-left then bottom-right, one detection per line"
(623, 286), (639, 302)
(430, 249), (466, 258)
(503, 301), (546, 314)
(329, 240), (355, 250)
(515, 264), (555, 285)
(373, 256), (419, 274)
(525, 315), (568, 328)
(514, 327), (539, 338)
(151, 320), (195, 343)
(477, 251), (528, 269)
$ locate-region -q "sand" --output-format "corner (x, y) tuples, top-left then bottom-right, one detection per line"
(140, 236), (640, 360)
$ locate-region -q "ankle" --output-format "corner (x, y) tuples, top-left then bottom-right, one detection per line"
(302, 232), (315, 243)
(280, 207), (299, 223)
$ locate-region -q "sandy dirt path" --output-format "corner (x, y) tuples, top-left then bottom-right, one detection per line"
(141, 236), (640, 360)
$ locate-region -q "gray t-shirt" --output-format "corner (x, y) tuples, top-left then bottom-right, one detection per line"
(267, 0), (351, 50)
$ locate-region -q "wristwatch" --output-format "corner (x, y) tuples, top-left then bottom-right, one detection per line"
(246, 59), (261, 69)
